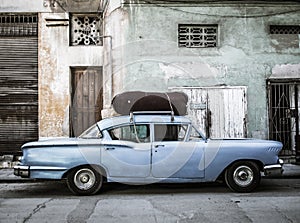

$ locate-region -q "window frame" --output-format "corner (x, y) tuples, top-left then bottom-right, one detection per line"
(153, 123), (189, 142)
(107, 123), (151, 143)
(269, 25), (300, 35)
(188, 125), (206, 141)
(178, 24), (218, 48)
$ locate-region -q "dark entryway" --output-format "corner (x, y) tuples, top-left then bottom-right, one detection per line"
(70, 67), (103, 137)
(268, 80), (300, 162)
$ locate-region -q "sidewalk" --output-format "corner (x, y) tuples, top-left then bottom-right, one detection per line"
(0, 164), (300, 183)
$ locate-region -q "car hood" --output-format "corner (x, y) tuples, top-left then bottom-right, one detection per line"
(208, 138), (283, 147)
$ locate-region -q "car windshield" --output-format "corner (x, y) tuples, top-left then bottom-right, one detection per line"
(79, 124), (102, 139)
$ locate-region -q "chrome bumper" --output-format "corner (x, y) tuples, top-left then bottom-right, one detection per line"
(14, 165), (30, 178)
(264, 159), (284, 177)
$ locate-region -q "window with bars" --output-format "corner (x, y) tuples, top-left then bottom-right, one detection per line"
(270, 25), (300, 34)
(0, 14), (38, 36)
(178, 24), (218, 48)
(70, 14), (102, 46)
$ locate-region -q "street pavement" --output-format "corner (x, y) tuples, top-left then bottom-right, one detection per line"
(0, 164), (300, 183)
(0, 178), (300, 223)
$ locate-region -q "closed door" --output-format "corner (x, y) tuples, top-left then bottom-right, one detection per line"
(170, 87), (247, 138)
(70, 67), (103, 137)
(151, 123), (205, 178)
(101, 124), (151, 178)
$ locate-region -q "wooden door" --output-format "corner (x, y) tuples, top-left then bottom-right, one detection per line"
(70, 67), (103, 137)
(170, 87), (247, 138)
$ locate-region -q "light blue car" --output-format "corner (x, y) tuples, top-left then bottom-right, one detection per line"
(14, 112), (283, 195)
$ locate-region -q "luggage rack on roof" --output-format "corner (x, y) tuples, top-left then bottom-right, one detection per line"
(129, 111), (175, 122)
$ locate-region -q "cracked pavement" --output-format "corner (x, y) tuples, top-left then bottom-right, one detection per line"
(0, 179), (300, 223)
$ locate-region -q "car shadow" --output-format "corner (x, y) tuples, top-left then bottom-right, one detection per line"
(3, 178), (293, 198)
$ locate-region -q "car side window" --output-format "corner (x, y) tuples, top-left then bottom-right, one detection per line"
(108, 124), (150, 143)
(154, 124), (188, 142)
(79, 124), (102, 139)
(189, 126), (203, 141)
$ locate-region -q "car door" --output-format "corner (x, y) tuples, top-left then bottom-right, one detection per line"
(151, 124), (205, 178)
(101, 124), (151, 178)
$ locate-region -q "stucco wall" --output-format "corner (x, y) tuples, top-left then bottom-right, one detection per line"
(0, 0), (50, 12)
(0, 0), (104, 138)
(105, 3), (300, 138)
(39, 13), (103, 137)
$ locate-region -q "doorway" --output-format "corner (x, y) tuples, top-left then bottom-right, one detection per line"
(268, 80), (300, 161)
(0, 14), (38, 155)
(70, 67), (103, 137)
(170, 87), (247, 138)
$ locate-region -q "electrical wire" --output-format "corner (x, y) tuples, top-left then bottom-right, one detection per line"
(122, 0), (300, 18)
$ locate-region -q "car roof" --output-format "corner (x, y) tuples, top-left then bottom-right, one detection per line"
(98, 114), (191, 130)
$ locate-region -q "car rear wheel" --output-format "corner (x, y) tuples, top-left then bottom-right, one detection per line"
(225, 161), (261, 193)
(67, 166), (103, 195)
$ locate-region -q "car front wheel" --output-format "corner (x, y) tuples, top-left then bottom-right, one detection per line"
(225, 161), (261, 193)
(67, 166), (103, 195)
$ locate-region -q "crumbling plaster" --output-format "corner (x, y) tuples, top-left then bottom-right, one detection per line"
(39, 13), (103, 137)
(105, 3), (300, 138)
(0, 0), (51, 12)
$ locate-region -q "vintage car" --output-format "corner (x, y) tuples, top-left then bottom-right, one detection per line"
(14, 111), (283, 195)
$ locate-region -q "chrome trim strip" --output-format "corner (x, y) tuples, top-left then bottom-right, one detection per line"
(30, 166), (68, 171)
(264, 164), (282, 170)
(264, 160), (283, 176)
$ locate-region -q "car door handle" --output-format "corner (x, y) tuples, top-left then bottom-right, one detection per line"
(154, 145), (165, 148)
(105, 147), (115, 151)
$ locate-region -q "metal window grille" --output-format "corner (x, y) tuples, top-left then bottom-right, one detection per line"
(268, 81), (300, 157)
(178, 24), (217, 48)
(70, 14), (102, 46)
(270, 25), (300, 34)
(0, 14), (37, 36)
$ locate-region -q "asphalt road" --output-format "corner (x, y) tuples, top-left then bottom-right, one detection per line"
(0, 178), (300, 223)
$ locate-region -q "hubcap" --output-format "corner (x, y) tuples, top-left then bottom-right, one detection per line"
(233, 166), (254, 187)
(74, 168), (95, 190)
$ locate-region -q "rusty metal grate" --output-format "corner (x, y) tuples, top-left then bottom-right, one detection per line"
(70, 14), (102, 46)
(178, 24), (217, 48)
(0, 14), (37, 36)
(270, 25), (300, 34)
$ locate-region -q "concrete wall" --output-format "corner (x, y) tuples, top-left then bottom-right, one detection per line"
(1, 0), (299, 140)
(0, 0), (104, 138)
(39, 13), (103, 137)
(104, 2), (300, 138)
(0, 0), (51, 12)
(0, 0), (102, 13)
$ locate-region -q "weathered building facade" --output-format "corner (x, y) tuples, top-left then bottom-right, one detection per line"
(0, 0), (299, 162)
(0, 0), (105, 154)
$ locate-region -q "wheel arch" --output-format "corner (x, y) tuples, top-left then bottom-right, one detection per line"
(62, 164), (108, 182)
(217, 159), (264, 181)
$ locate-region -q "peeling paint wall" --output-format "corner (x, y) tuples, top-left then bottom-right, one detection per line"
(39, 13), (69, 137)
(1, 0), (104, 139)
(39, 13), (103, 137)
(104, 2), (300, 139)
(0, 0), (51, 12)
